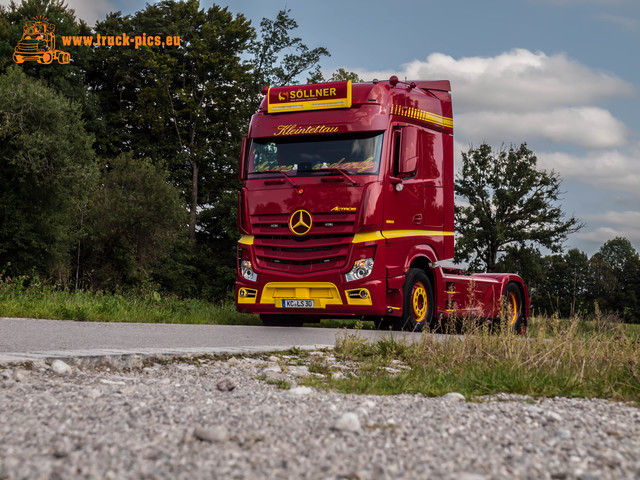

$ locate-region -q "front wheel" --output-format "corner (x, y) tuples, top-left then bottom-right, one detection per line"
(38, 52), (53, 64)
(394, 268), (434, 332)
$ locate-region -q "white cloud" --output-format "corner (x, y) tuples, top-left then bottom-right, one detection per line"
(355, 49), (634, 151)
(538, 147), (640, 193)
(356, 49), (633, 112)
(0, 0), (115, 25)
(597, 13), (640, 33)
(64, 0), (116, 26)
(583, 210), (640, 227)
(578, 212), (640, 251)
(457, 107), (629, 149)
(573, 224), (640, 251)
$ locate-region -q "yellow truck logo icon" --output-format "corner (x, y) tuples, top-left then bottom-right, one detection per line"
(13, 17), (70, 65)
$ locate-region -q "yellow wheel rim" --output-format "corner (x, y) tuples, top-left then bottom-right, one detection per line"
(411, 282), (427, 323)
(508, 292), (518, 325)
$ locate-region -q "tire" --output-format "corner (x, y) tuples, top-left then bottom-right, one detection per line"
(394, 268), (434, 332)
(260, 314), (304, 327)
(502, 282), (525, 334)
(38, 52), (53, 64)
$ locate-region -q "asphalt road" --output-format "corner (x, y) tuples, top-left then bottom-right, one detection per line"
(0, 317), (421, 364)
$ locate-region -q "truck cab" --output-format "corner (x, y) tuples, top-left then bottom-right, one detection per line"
(235, 77), (529, 331)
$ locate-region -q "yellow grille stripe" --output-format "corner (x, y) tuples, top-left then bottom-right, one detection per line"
(392, 104), (453, 129)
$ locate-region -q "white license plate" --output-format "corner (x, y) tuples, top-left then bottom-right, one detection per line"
(282, 299), (315, 308)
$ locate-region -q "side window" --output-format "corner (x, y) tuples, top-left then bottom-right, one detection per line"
(393, 126), (419, 179)
(392, 129), (402, 177)
(420, 130), (441, 181)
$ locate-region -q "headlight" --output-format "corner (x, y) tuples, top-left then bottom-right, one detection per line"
(345, 258), (374, 282)
(241, 260), (258, 282)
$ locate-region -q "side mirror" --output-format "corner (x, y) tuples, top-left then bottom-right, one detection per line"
(399, 127), (418, 176)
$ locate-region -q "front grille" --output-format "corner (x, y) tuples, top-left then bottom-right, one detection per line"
(16, 41), (41, 53)
(252, 213), (356, 273)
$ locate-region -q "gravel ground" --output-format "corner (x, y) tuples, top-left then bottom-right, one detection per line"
(1, 352), (639, 480)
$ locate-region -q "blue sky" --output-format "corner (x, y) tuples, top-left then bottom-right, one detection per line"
(6, 0), (639, 256)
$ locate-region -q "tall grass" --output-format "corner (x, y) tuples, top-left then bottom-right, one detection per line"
(0, 270), (260, 325)
(316, 313), (640, 402)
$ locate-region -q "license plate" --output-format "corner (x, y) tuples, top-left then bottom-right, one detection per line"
(282, 299), (315, 308)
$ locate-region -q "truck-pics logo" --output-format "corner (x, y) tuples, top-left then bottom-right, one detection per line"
(13, 16), (70, 65)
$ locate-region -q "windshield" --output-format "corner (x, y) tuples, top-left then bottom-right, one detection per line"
(247, 133), (384, 177)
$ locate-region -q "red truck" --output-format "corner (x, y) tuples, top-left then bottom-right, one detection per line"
(235, 76), (529, 332)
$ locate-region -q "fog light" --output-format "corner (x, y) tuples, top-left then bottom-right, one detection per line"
(345, 258), (374, 282)
(241, 260), (258, 282)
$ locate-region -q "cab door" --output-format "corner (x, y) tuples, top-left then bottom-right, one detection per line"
(383, 125), (424, 232)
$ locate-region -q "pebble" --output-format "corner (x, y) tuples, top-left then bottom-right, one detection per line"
(333, 412), (361, 432)
(443, 392), (466, 402)
(0, 352), (638, 480)
(194, 426), (228, 443)
(216, 377), (236, 392)
(288, 386), (313, 395)
(50, 359), (72, 375)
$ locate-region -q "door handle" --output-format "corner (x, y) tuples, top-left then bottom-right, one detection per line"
(413, 214), (423, 224)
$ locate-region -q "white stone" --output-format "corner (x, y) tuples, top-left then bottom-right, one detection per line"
(546, 411), (563, 422)
(288, 386), (313, 395)
(333, 412), (361, 432)
(51, 359), (72, 375)
(443, 392), (465, 402)
(194, 426), (228, 443)
(289, 365), (310, 377)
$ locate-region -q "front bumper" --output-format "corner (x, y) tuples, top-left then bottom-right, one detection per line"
(235, 275), (392, 317)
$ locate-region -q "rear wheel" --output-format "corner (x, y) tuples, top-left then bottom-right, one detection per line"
(503, 282), (525, 334)
(395, 268), (434, 332)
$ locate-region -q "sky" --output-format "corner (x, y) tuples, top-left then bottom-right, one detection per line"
(5, 0), (639, 257)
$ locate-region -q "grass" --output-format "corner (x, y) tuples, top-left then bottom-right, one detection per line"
(0, 270), (374, 327)
(301, 314), (640, 403)
(4, 270), (640, 402)
(0, 272), (261, 325)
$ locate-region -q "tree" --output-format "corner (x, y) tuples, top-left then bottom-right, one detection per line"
(531, 248), (589, 318)
(454, 143), (583, 272)
(587, 237), (640, 322)
(495, 244), (545, 289)
(85, 1), (254, 243)
(0, 0), (96, 121)
(306, 67), (364, 84)
(249, 8), (329, 89)
(0, 66), (96, 280)
(81, 154), (186, 289)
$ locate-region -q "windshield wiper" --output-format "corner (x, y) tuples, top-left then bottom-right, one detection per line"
(251, 170), (301, 190)
(313, 168), (359, 186)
